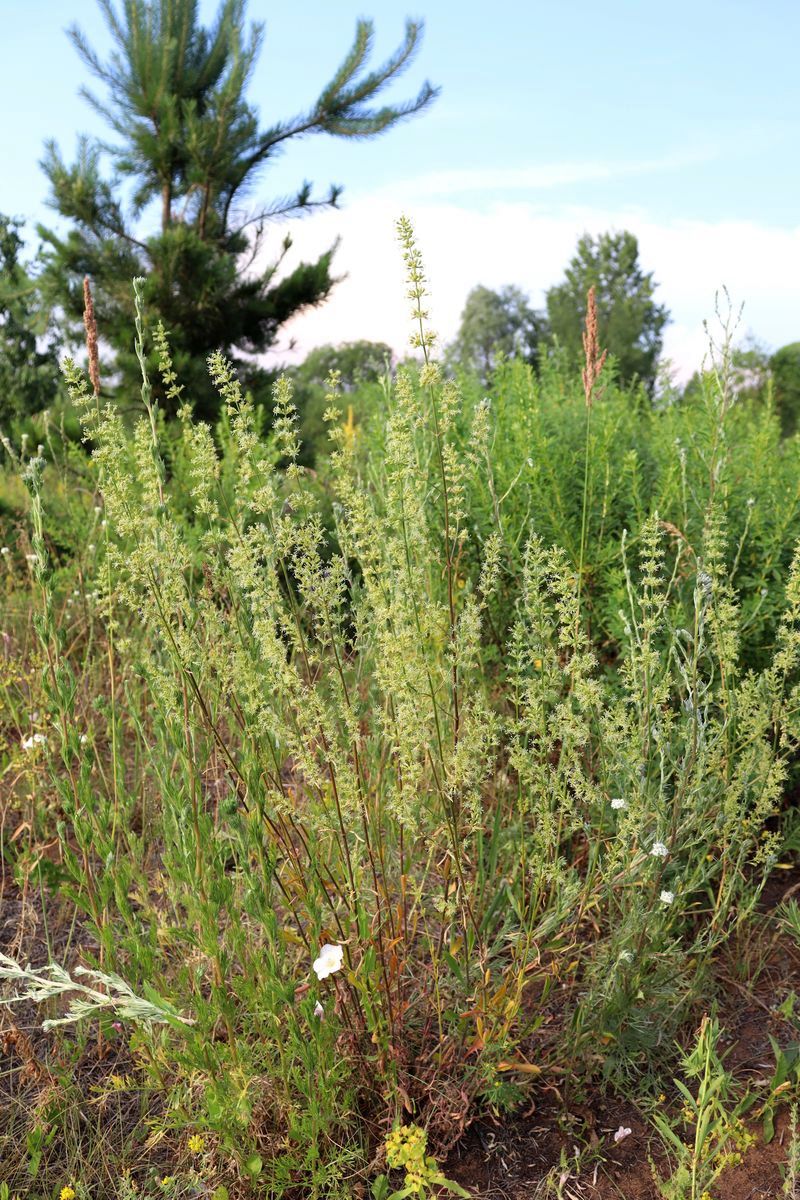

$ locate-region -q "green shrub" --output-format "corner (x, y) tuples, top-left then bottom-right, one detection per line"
(441, 338), (800, 671)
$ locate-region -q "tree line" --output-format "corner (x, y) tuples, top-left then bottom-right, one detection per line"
(0, 0), (797, 431)
(447, 229), (668, 393)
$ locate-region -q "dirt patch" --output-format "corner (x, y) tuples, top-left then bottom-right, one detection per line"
(443, 871), (800, 1198)
(446, 1097), (662, 1199)
(446, 1103), (797, 1198)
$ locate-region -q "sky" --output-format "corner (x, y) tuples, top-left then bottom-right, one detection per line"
(3, 0), (800, 378)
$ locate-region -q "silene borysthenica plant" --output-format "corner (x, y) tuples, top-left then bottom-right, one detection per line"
(9, 216), (800, 1195)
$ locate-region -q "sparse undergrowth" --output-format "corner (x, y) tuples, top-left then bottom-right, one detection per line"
(1, 221), (800, 1198)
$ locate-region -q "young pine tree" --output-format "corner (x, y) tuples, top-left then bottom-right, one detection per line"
(39, 0), (437, 419)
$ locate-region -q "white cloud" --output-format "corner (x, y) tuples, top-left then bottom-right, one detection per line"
(373, 149), (719, 201)
(263, 191), (800, 380)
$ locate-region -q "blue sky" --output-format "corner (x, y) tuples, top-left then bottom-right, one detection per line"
(4, 0), (800, 373)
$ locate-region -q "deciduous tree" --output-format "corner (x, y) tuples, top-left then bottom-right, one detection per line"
(546, 231), (669, 395)
(771, 342), (800, 436)
(448, 284), (546, 384)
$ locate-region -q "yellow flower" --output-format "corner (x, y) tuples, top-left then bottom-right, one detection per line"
(187, 1133), (205, 1153)
(342, 405), (358, 449)
(60, 1188), (77, 1200)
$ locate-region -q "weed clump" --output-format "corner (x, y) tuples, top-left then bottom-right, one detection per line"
(1, 221), (799, 1197)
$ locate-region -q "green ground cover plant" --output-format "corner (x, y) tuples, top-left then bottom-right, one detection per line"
(1, 221), (800, 1198)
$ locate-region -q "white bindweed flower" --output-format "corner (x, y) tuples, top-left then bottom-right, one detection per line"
(313, 1000), (324, 1019)
(659, 890), (674, 905)
(312, 943), (344, 981)
(611, 798), (627, 810)
(613, 1126), (632, 1144)
(650, 841), (668, 858)
(22, 733), (48, 751)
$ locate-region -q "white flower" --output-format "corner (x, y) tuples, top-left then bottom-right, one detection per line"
(659, 890), (674, 905)
(312, 943), (344, 981)
(79, 734), (89, 745)
(0, 547), (9, 556)
(613, 1125), (632, 1144)
(25, 554), (38, 565)
(610, 798), (627, 810)
(22, 733), (48, 751)
(650, 841), (669, 858)
(313, 1000), (324, 1019)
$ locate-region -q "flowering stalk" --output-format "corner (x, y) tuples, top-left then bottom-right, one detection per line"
(575, 286), (608, 658)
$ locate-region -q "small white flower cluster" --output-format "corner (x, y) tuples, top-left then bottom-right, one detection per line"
(608, 814), (679, 908)
(22, 733), (48, 752)
(649, 842), (677, 906)
(610, 797), (627, 811)
(68, 588), (101, 610)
